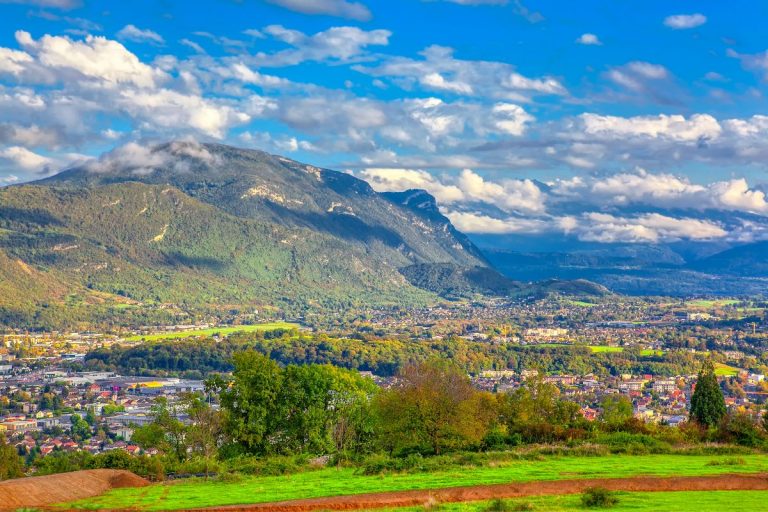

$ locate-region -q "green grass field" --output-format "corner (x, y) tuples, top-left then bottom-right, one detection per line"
(124, 322), (299, 341)
(530, 344), (663, 356)
(715, 363), (742, 377)
(64, 454), (768, 510)
(372, 490), (768, 511)
(687, 299), (740, 308)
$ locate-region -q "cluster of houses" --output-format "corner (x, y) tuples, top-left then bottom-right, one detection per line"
(0, 368), (202, 458)
(473, 369), (766, 426)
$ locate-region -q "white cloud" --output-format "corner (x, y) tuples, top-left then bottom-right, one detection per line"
(359, 166), (544, 214)
(14, 30), (165, 88)
(579, 213), (725, 243)
(576, 113), (721, 141)
(664, 13), (707, 29)
(257, 25), (390, 66)
(355, 44), (567, 101)
(0, 145), (53, 170)
(576, 33), (601, 46)
(117, 89), (250, 138)
(265, 0), (372, 21)
(224, 63), (290, 87)
(447, 211), (549, 234)
(0, 47), (33, 75)
(116, 25), (165, 45)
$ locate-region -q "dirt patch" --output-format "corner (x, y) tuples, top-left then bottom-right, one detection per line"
(0, 469), (148, 510)
(183, 473), (768, 512)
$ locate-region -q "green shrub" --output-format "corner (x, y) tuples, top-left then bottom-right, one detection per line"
(485, 499), (512, 511)
(581, 487), (618, 508)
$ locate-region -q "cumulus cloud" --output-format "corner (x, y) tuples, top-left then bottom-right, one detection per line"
(265, 0), (372, 21)
(116, 25), (165, 45)
(576, 113), (721, 142)
(360, 167), (545, 214)
(576, 33), (601, 45)
(0, 145), (53, 170)
(664, 13), (707, 29)
(13, 30), (166, 88)
(578, 213), (725, 243)
(117, 89), (250, 139)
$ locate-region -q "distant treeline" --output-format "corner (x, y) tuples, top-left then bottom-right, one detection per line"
(81, 332), (706, 378)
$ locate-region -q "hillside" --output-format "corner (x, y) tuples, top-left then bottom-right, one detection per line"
(0, 142), (604, 329)
(689, 241), (768, 277)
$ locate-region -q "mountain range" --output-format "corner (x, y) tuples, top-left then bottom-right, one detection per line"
(0, 141), (605, 329)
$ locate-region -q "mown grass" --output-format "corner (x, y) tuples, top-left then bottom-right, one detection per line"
(64, 454), (768, 510)
(124, 322), (299, 341)
(371, 490), (768, 511)
(715, 363), (741, 377)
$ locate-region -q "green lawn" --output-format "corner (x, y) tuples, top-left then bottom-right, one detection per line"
(715, 363), (741, 377)
(64, 454), (768, 510)
(373, 490), (768, 512)
(124, 322), (299, 341)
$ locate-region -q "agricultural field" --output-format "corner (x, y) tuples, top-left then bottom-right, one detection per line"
(124, 322), (299, 342)
(65, 454), (768, 510)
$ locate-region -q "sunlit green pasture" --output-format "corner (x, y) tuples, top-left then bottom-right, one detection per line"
(124, 322), (299, 341)
(374, 490), (768, 512)
(65, 454), (768, 510)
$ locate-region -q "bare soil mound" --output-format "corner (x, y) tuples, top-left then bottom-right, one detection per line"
(0, 469), (148, 510)
(187, 473), (768, 512)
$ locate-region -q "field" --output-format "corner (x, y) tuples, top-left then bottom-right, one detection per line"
(532, 344), (663, 356)
(687, 299), (741, 308)
(715, 363), (742, 377)
(65, 454), (768, 510)
(124, 322), (299, 342)
(375, 490), (768, 512)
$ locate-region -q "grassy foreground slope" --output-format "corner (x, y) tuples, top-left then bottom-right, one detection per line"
(65, 454), (768, 510)
(376, 491), (768, 512)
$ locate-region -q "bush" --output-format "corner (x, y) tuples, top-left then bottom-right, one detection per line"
(706, 457), (746, 466)
(485, 499), (512, 511)
(581, 487), (618, 508)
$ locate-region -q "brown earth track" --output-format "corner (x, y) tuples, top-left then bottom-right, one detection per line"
(178, 473), (768, 512)
(0, 469), (148, 510)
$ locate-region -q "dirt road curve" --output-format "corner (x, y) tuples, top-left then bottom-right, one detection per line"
(0, 469), (148, 510)
(184, 473), (768, 512)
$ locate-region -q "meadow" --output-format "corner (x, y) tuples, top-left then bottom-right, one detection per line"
(65, 454), (768, 510)
(373, 490), (768, 512)
(124, 322), (298, 342)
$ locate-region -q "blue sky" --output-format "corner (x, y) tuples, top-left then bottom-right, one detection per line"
(2, 0), (768, 244)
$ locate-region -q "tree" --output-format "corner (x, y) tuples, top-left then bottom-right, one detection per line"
(219, 351), (283, 454)
(0, 435), (23, 480)
(601, 395), (633, 427)
(70, 414), (91, 441)
(373, 359), (496, 455)
(689, 360), (726, 428)
(501, 373), (581, 443)
(183, 394), (223, 477)
(219, 352), (377, 456)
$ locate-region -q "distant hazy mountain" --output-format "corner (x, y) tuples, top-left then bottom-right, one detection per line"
(0, 142), (603, 329)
